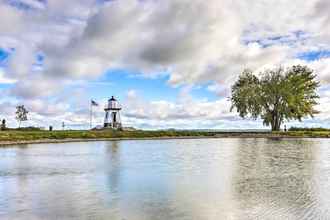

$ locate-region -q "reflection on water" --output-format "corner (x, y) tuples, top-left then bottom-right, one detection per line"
(0, 138), (330, 219)
(233, 139), (318, 219)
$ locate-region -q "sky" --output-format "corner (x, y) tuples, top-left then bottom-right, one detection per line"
(0, 0), (330, 130)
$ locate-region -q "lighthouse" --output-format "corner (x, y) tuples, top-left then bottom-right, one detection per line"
(104, 96), (122, 129)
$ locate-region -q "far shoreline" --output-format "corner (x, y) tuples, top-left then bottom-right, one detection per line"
(1, 131), (330, 146)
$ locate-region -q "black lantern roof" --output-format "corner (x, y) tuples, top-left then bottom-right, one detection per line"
(109, 96), (117, 101)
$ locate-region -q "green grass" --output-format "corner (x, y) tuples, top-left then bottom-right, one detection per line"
(0, 129), (329, 143)
(289, 127), (330, 132)
(273, 131), (330, 138)
(0, 130), (219, 142)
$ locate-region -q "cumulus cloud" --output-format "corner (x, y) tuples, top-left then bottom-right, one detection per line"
(22, 99), (70, 116)
(118, 88), (243, 128)
(0, 0), (330, 129)
(8, 77), (65, 99)
(0, 68), (16, 84)
(2, 0), (330, 85)
(44, 0), (293, 86)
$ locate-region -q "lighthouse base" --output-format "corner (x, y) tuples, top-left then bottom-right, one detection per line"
(104, 122), (122, 130)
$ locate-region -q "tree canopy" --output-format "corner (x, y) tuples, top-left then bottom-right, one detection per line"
(230, 65), (320, 131)
(15, 105), (29, 128)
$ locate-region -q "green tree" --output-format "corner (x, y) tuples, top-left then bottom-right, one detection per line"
(230, 65), (320, 131)
(15, 105), (29, 128)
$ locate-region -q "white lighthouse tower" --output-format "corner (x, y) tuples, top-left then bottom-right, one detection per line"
(104, 96), (122, 129)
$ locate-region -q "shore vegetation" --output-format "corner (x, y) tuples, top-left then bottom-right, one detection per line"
(0, 129), (329, 145)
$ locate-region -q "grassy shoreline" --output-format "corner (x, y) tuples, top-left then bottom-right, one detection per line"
(0, 130), (329, 146)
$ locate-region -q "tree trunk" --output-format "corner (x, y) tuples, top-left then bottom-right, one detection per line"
(271, 111), (282, 131)
(271, 121), (275, 131)
(274, 121), (281, 131)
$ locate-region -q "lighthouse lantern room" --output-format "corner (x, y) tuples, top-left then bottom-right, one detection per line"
(104, 96), (122, 129)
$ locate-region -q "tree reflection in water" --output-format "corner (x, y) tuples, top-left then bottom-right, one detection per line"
(233, 138), (320, 219)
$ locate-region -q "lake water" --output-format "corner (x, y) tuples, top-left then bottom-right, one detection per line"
(1, 138), (330, 220)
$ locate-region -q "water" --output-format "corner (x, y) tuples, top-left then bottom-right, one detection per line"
(0, 138), (330, 220)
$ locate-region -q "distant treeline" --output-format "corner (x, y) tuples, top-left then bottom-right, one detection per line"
(289, 127), (330, 132)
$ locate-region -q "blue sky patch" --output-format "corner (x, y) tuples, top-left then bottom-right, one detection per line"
(85, 69), (180, 102)
(5, 0), (45, 10)
(0, 49), (9, 63)
(297, 50), (330, 61)
(243, 30), (309, 48)
(84, 69), (220, 103)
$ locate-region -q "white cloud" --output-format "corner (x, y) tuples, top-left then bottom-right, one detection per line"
(119, 88), (240, 128)
(0, 69), (16, 84)
(310, 58), (330, 84)
(2, 0), (330, 86)
(8, 77), (63, 99)
(0, 0), (330, 129)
